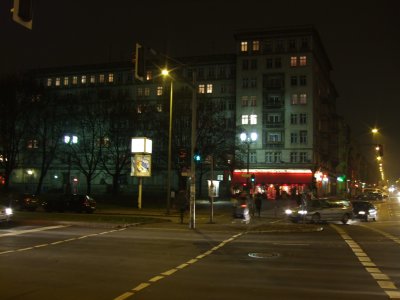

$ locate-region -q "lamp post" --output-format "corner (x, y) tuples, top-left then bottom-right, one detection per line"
(240, 132), (258, 176)
(162, 69), (173, 214)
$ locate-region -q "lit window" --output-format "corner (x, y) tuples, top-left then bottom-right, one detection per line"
(300, 56), (307, 66)
(241, 96), (248, 107)
(157, 86), (163, 96)
(99, 74), (105, 83)
(144, 87), (150, 96)
(47, 78), (52, 86)
(55, 78), (61, 86)
(156, 103), (163, 112)
(27, 139), (39, 149)
(250, 114), (257, 125)
(81, 75), (87, 84)
(146, 71), (152, 81)
(241, 115), (249, 125)
(90, 75), (96, 84)
(291, 94), (298, 105)
(300, 93), (307, 104)
(198, 84), (205, 94)
(206, 84), (213, 94)
(64, 77), (69, 86)
(252, 40), (260, 52)
(241, 41), (248, 52)
(268, 132), (281, 142)
(72, 76), (78, 85)
(290, 56), (297, 67)
(108, 73), (114, 83)
(137, 105), (143, 114)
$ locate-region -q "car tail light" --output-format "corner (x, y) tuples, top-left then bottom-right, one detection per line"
(240, 204), (247, 208)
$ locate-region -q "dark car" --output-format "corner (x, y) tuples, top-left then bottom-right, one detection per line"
(352, 200), (377, 222)
(12, 193), (40, 211)
(43, 194), (96, 213)
(356, 192), (383, 201)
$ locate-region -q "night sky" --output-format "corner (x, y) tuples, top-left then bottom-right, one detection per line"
(1, 0), (400, 181)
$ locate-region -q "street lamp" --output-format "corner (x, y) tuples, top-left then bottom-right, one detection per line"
(240, 132), (258, 175)
(162, 68), (173, 214)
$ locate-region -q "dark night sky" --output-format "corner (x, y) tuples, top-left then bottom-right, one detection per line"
(1, 0), (400, 182)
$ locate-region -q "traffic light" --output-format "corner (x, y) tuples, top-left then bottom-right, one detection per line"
(134, 43), (145, 81)
(193, 149), (201, 162)
(337, 175), (346, 183)
(12, 0), (32, 30)
(250, 173), (255, 183)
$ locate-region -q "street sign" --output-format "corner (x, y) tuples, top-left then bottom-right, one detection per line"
(241, 174), (251, 178)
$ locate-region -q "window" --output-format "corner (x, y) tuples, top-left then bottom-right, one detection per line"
(275, 57), (282, 68)
(268, 95), (280, 104)
(46, 78), (52, 86)
(27, 139), (39, 149)
(250, 151), (257, 163)
(276, 40), (284, 51)
(242, 59), (249, 70)
(274, 152), (282, 163)
(299, 113), (307, 124)
(108, 73), (114, 83)
(290, 152), (298, 163)
(144, 87), (150, 96)
(250, 78), (257, 88)
(299, 152), (308, 162)
(208, 67), (215, 79)
(72, 76), (78, 85)
(63, 77), (69, 86)
(300, 56), (307, 66)
(266, 58), (273, 69)
(241, 96), (248, 107)
(264, 40), (273, 52)
(157, 86), (163, 96)
(290, 76), (297, 86)
(265, 152), (273, 163)
(156, 103), (163, 112)
(290, 114), (298, 124)
(137, 104), (143, 114)
(291, 94), (298, 104)
(206, 84), (213, 94)
(198, 84), (205, 94)
(300, 93), (307, 104)
(252, 40), (260, 52)
(137, 88), (143, 96)
(288, 39), (296, 50)
(242, 78), (249, 88)
(300, 130), (308, 144)
(250, 96), (256, 106)
(198, 68), (204, 79)
(90, 75), (96, 84)
(219, 66), (226, 78)
(146, 71), (152, 81)
(290, 56), (297, 67)
(301, 38), (309, 49)
(291, 133), (298, 144)
(55, 77), (61, 86)
(300, 75), (307, 86)
(81, 75), (87, 84)
(250, 114), (257, 125)
(265, 152), (281, 163)
(250, 59), (257, 70)
(99, 74), (105, 83)
(241, 115), (249, 125)
(268, 132), (281, 142)
(268, 113), (280, 123)
(241, 41), (248, 52)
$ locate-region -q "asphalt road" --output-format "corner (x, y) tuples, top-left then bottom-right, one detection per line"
(1, 198), (400, 300)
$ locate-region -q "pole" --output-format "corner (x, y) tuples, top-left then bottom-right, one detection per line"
(138, 177), (143, 209)
(209, 155), (214, 224)
(189, 72), (197, 229)
(167, 80), (173, 214)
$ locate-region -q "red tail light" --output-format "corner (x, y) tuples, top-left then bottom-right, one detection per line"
(240, 204), (247, 208)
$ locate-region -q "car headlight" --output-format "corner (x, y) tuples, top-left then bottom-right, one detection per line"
(358, 211), (366, 215)
(298, 210), (308, 215)
(285, 209), (293, 215)
(5, 208), (13, 216)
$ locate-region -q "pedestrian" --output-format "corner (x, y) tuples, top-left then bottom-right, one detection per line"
(175, 189), (188, 224)
(255, 192), (263, 217)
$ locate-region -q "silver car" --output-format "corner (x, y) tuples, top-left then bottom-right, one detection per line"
(285, 198), (353, 224)
(0, 205), (13, 222)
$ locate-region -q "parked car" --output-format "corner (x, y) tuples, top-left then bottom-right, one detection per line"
(232, 192), (251, 223)
(356, 192), (383, 201)
(285, 197), (353, 224)
(0, 204), (13, 222)
(11, 193), (40, 211)
(352, 200), (377, 222)
(42, 194), (96, 213)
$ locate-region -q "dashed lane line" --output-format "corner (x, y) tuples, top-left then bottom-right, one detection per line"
(0, 225), (69, 237)
(113, 232), (244, 300)
(331, 224), (400, 299)
(0, 227), (127, 256)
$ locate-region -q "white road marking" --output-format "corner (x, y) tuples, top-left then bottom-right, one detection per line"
(0, 225), (69, 237)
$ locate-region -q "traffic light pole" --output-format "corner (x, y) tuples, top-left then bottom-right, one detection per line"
(189, 72), (197, 230)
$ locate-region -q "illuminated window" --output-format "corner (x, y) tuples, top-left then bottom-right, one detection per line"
(241, 115), (249, 125)
(146, 71), (152, 81)
(108, 73), (114, 83)
(156, 103), (163, 112)
(206, 84), (213, 94)
(99, 74), (105, 83)
(97, 137), (110, 147)
(27, 139), (39, 149)
(137, 104), (143, 114)
(290, 56), (297, 67)
(300, 93), (307, 104)
(47, 78), (52, 86)
(72, 76), (78, 85)
(55, 78), (61, 86)
(157, 86), (163, 96)
(144, 87), (150, 96)
(291, 94), (299, 105)
(90, 75), (96, 84)
(64, 77), (69, 86)
(240, 41), (248, 52)
(268, 132), (281, 142)
(252, 40), (260, 52)
(300, 56), (307, 66)
(81, 75), (87, 84)
(241, 96), (248, 107)
(250, 114), (257, 125)
(250, 96), (256, 106)
(198, 84), (205, 94)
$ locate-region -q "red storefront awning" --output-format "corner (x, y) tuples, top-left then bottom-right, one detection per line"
(232, 169), (313, 185)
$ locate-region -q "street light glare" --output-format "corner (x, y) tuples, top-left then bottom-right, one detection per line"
(372, 128), (378, 134)
(250, 132), (258, 141)
(161, 69), (169, 76)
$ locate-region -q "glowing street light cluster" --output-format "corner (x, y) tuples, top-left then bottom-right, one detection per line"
(371, 128), (385, 182)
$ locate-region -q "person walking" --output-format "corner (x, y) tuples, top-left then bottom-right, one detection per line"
(255, 192), (263, 217)
(175, 189), (188, 224)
